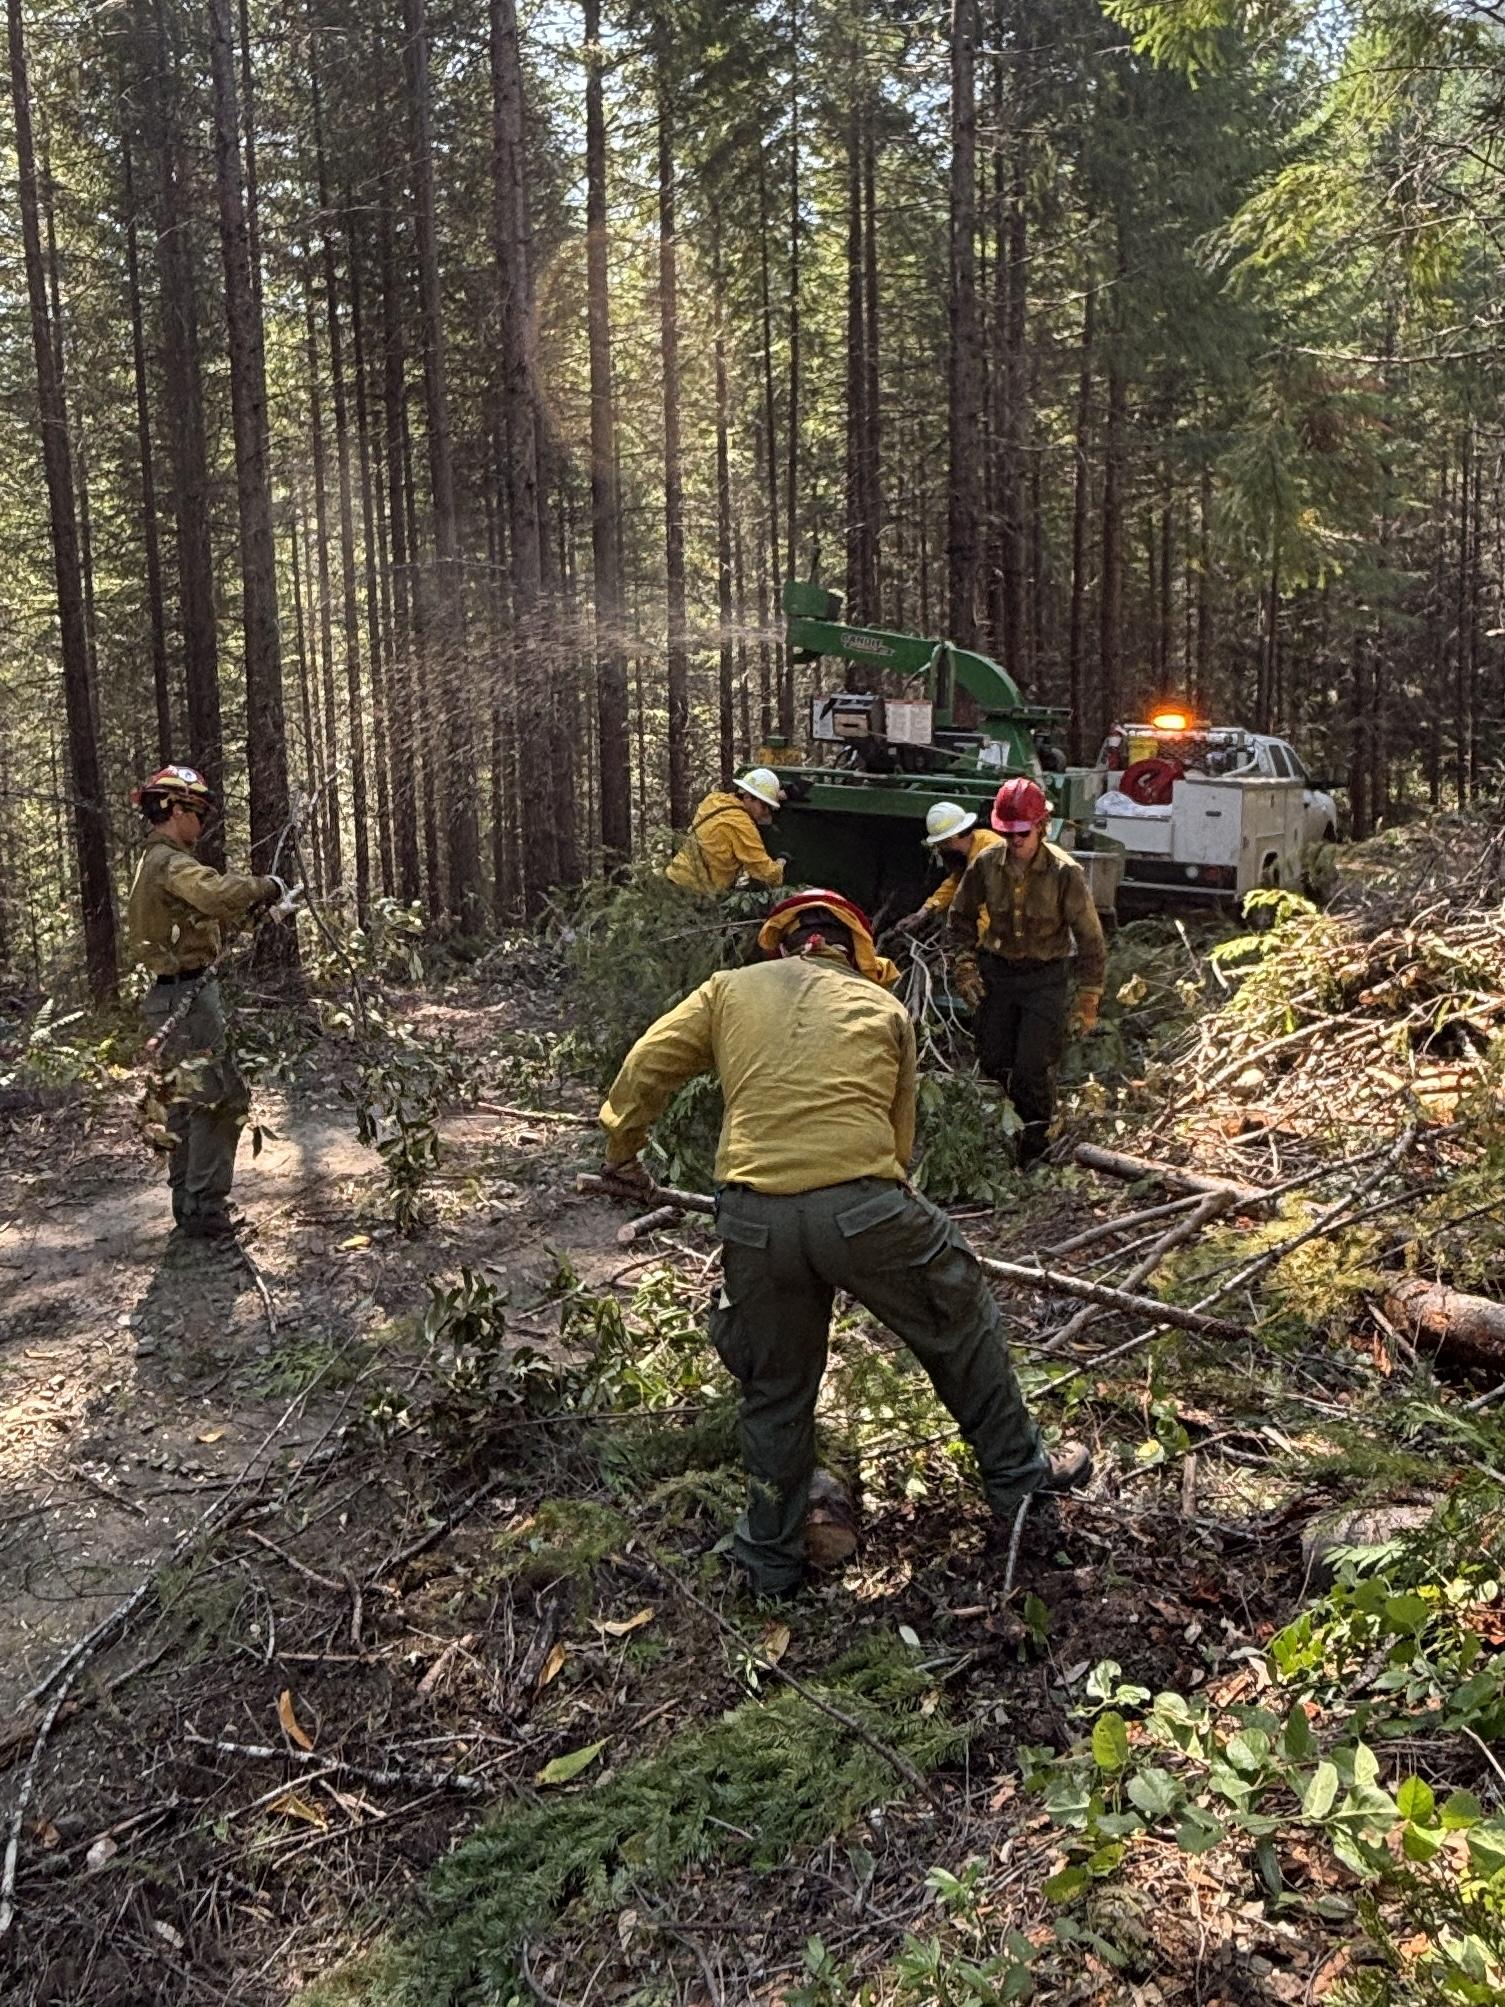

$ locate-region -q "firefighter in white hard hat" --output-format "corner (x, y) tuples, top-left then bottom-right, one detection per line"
(598, 888), (1090, 1596)
(125, 766), (288, 1238)
(895, 801), (1003, 937)
(666, 769), (788, 895)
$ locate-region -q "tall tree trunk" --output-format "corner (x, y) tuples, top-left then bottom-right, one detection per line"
(584, 0), (630, 858)
(378, 164), (421, 901)
(287, 492), (324, 888)
(208, 0), (297, 967)
(1098, 363), (1126, 747)
(756, 143), (783, 731)
(303, 273), (343, 885)
(947, 0), (980, 649)
(1455, 422), (1474, 808)
(345, 201), (394, 898)
(122, 125), (172, 762)
(148, 0), (224, 866)
(1066, 285), (1094, 764)
(713, 213), (735, 786)
(490, 0), (556, 908)
(10, 0), (117, 998)
(1196, 460), (1212, 711)
(657, 47), (690, 828)
(785, 0), (802, 667)
(844, 77), (867, 632)
(403, 0), (482, 914)
(309, 9), (370, 918)
(861, 101), (881, 620)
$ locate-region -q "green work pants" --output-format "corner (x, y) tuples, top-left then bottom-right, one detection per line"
(710, 1177), (1046, 1594)
(974, 955), (1070, 1166)
(140, 977), (249, 1227)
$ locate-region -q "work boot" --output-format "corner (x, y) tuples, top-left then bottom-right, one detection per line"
(805, 1469), (859, 1570)
(180, 1208), (240, 1241)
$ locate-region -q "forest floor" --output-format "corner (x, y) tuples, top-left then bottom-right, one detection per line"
(1, 818), (1503, 2007)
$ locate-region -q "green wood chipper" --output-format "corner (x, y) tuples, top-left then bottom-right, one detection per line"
(763, 581), (1123, 927)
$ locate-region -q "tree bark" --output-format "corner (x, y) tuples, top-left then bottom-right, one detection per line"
(309, 7), (370, 919)
(207, 0), (297, 969)
(378, 162), (421, 902)
(121, 125), (172, 763)
(1098, 347), (1126, 748)
(861, 101), (881, 621)
(1066, 285), (1094, 766)
(713, 212), (735, 787)
(147, 0), (224, 867)
(657, 49), (690, 829)
(345, 201), (394, 899)
(756, 143), (783, 733)
(490, 0), (555, 908)
(844, 78), (867, 632)
(584, 0), (631, 860)
(784, 0), (802, 713)
(10, 0), (118, 998)
(403, 0), (482, 914)
(303, 272), (343, 887)
(947, 0), (980, 649)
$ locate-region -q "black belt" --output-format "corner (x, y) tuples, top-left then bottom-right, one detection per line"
(979, 953), (1070, 974)
(154, 967), (210, 986)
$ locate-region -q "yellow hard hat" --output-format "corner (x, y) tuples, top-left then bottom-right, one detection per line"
(734, 767), (786, 810)
(923, 801), (977, 846)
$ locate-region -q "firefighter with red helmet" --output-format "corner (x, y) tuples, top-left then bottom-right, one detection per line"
(125, 766), (286, 1238)
(946, 777), (1107, 1169)
(596, 888), (1089, 1596)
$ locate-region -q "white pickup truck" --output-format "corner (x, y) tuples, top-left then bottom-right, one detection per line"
(1089, 719), (1338, 905)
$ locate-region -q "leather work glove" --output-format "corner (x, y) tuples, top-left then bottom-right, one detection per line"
(1069, 989), (1102, 1037)
(599, 1156), (655, 1202)
(894, 909), (929, 935)
(956, 961), (985, 1011)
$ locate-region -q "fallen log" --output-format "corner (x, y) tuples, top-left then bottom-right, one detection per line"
(1072, 1142), (1270, 1208)
(577, 1175), (1244, 1340)
(1381, 1276), (1505, 1373)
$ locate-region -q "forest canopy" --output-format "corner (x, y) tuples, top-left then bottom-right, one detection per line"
(0, 0), (1501, 999)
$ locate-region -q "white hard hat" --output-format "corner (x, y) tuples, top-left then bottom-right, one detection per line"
(923, 801), (978, 846)
(734, 767), (786, 810)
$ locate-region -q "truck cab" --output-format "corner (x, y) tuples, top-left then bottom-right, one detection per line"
(1091, 717), (1338, 904)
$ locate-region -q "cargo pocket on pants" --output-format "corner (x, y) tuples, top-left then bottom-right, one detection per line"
(709, 1211), (769, 1383)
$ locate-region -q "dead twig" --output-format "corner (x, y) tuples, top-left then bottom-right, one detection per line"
(1040, 1190), (1231, 1353)
(0, 1664), (79, 1937)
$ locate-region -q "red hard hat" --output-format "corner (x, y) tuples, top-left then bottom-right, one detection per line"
(130, 764), (215, 812)
(990, 777), (1050, 834)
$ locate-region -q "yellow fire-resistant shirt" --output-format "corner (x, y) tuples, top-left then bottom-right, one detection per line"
(600, 951), (917, 1194)
(946, 838), (1107, 995)
(665, 790), (786, 894)
(126, 830), (276, 976)
(924, 825), (1002, 938)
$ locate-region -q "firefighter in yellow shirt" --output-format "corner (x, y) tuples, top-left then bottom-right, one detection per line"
(125, 765), (286, 1237)
(665, 768), (787, 894)
(895, 801), (1002, 938)
(597, 889), (1089, 1596)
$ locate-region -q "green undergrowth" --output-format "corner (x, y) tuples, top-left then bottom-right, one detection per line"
(563, 863), (770, 1085)
(1018, 1479), (1505, 2002)
(305, 1641), (961, 2007)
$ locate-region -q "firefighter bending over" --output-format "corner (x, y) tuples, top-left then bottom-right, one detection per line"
(895, 800), (1002, 936)
(665, 768), (787, 894)
(597, 888), (1090, 1597)
(947, 777), (1107, 1170)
